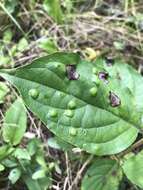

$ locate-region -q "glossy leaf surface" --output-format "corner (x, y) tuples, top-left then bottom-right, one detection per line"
(0, 52), (142, 155)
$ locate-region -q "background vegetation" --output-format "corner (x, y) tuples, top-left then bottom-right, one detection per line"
(0, 0), (143, 189)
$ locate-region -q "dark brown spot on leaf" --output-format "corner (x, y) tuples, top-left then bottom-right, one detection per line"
(111, 170), (117, 176)
(116, 72), (121, 80)
(66, 65), (80, 80)
(109, 91), (121, 107)
(105, 57), (114, 66)
(98, 71), (109, 83)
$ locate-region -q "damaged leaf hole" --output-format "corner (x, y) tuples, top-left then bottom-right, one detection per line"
(98, 71), (109, 84)
(66, 65), (80, 80)
(109, 91), (121, 107)
(105, 56), (115, 66)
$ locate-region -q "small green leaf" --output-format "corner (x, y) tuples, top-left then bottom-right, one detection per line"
(23, 169), (51, 190)
(3, 98), (27, 145)
(2, 158), (18, 168)
(3, 28), (13, 43)
(43, 0), (63, 24)
(122, 150), (143, 188)
(4, 0), (18, 13)
(14, 148), (31, 160)
(32, 169), (46, 180)
(113, 41), (125, 51)
(0, 145), (14, 160)
(8, 168), (21, 184)
(17, 38), (28, 52)
(48, 137), (61, 150)
(39, 38), (58, 53)
(81, 159), (122, 190)
(0, 164), (5, 172)
(27, 138), (41, 156)
(36, 154), (46, 168)
(0, 82), (9, 104)
(0, 56), (11, 66)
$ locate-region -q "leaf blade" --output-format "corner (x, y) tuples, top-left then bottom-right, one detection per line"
(2, 98), (27, 146)
(81, 159), (122, 190)
(0, 52), (141, 155)
(122, 150), (143, 188)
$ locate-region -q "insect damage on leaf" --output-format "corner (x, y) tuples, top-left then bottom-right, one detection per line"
(98, 71), (109, 83)
(105, 56), (115, 66)
(0, 52), (141, 156)
(66, 65), (80, 80)
(109, 91), (121, 107)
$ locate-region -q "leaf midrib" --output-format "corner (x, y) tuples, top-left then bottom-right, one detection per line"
(0, 72), (139, 132)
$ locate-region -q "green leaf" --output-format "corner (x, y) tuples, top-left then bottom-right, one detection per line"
(0, 145), (14, 160)
(43, 0), (63, 24)
(23, 169), (51, 190)
(2, 98), (27, 145)
(47, 137), (61, 150)
(0, 52), (142, 155)
(17, 38), (28, 52)
(27, 138), (41, 156)
(0, 164), (5, 172)
(4, 0), (18, 13)
(81, 159), (122, 190)
(32, 169), (46, 180)
(3, 28), (13, 43)
(0, 56), (11, 66)
(38, 38), (58, 54)
(14, 148), (31, 160)
(122, 150), (143, 188)
(0, 2), (25, 35)
(0, 82), (9, 104)
(2, 158), (18, 168)
(8, 168), (21, 184)
(113, 41), (125, 51)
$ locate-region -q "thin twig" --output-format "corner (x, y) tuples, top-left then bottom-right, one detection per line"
(68, 155), (93, 190)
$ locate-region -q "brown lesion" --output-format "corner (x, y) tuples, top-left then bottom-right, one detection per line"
(105, 56), (115, 66)
(98, 71), (109, 83)
(66, 65), (80, 80)
(109, 91), (121, 107)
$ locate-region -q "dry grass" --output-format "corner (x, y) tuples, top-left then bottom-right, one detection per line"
(0, 0), (143, 189)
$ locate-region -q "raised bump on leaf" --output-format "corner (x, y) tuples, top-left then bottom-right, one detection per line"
(64, 110), (74, 117)
(69, 127), (77, 136)
(89, 87), (97, 96)
(28, 89), (39, 99)
(68, 100), (76, 109)
(48, 110), (58, 117)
